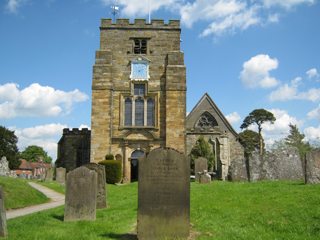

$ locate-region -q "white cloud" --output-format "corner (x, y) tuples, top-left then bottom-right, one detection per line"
(10, 123), (67, 161)
(307, 105), (320, 120)
(100, 0), (316, 38)
(269, 77), (320, 102)
(226, 112), (241, 124)
(306, 68), (319, 79)
(5, 0), (25, 13)
(240, 54), (279, 89)
(0, 83), (88, 119)
(263, 0), (315, 9)
(304, 125), (320, 141)
(101, 0), (181, 17)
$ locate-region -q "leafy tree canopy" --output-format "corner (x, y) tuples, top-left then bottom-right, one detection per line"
(240, 109), (276, 155)
(239, 130), (261, 156)
(285, 124), (312, 159)
(189, 136), (215, 171)
(0, 126), (21, 169)
(20, 145), (52, 163)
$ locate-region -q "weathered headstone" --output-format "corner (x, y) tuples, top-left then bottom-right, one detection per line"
(306, 150), (320, 184)
(199, 170), (211, 184)
(45, 168), (54, 181)
(55, 167), (66, 184)
(64, 167), (97, 221)
(84, 163), (107, 209)
(0, 187), (7, 238)
(0, 157), (10, 177)
(138, 148), (190, 240)
(195, 157), (208, 182)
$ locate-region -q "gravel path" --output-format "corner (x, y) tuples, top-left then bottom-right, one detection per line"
(7, 182), (65, 220)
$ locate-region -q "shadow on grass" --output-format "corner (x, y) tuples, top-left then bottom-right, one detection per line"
(52, 214), (64, 221)
(100, 233), (137, 240)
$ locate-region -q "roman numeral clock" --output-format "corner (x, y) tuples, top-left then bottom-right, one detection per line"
(130, 58), (150, 81)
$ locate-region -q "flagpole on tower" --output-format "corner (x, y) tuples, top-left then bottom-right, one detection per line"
(148, 0), (151, 24)
(111, 1), (119, 23)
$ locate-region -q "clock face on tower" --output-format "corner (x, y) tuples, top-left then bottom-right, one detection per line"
(130, 59), (149, 80)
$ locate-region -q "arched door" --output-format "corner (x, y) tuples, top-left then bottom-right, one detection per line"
(130, 150), (144, 182)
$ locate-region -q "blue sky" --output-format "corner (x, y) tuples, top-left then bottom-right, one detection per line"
(1, 0), (320, 160)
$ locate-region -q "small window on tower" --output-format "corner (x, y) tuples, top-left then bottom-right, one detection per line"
(134, 39), (147, 54)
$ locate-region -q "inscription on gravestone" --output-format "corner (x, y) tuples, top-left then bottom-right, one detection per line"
(64, 167), (97, 221)
(0, 187), (7, 238)
(195, 157), (208, 182)
(85, 163), (107, 209)
(138, 148), (190, 240)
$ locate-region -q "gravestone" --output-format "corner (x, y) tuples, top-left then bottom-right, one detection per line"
(55, 167), (66, 184)
(0, 157), (9, 177)
(306, 150), (320, 184)
(0, 187), (7, 238)
(138, 148), (190, 240)
(199, 170), (211, 184)
(45, 168), (54, 181)
(195, 157), (208, 182)
(84, 163), (107, 209)
(64, 167), (97, 221)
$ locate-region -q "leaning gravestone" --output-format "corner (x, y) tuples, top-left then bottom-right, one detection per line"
(195, 157), (208, 182)
(138, 148), (190, 240)
(0, 157), (10, 177)
(84, 163), (107, 209)
(306, 150), (320, 184)
(64, 167), (97, 221)
(0, 187), (7, 238)
(55, 167), (66, 184)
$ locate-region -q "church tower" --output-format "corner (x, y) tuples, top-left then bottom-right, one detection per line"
(91, 19), (186, 182)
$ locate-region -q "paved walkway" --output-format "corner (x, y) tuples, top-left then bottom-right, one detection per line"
(7, 182), (65, 220)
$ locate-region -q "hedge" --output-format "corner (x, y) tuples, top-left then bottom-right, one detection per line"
(98, 160), (122, 184)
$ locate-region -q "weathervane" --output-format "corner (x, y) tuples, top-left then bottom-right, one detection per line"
(111, 1), (119, 22)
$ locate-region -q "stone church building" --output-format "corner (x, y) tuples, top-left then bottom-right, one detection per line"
(57, 19), (244, 182)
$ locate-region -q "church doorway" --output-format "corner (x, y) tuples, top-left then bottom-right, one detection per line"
(130, 150), (144, 182)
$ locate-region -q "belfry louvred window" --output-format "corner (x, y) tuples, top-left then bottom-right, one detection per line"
(134, 39), (147, 54)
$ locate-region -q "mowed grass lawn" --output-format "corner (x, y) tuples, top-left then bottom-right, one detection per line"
(6, 180), (320, 240)
(0, 176), (48, 210)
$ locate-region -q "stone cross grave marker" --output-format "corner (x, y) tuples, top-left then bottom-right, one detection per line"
(55, 167), (66, 184)
(0, 187), (7, 238)
(195, 157), (208, 182)
(84, 163), (107, 209)
(64, 167), (97, 221)
(138, 148), (190, 240)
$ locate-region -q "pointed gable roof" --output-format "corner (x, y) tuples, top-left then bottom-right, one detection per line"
(186, 93), (239, 137)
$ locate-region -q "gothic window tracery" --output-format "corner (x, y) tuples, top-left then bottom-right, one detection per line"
(196, 112), (218, 128)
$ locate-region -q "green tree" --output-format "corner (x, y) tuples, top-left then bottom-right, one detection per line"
(285, 123), (312, 159)
(239, 129), (261, 157)
(20, 145), (52, 163)
(0, 126), (21, 169)
(189, 136), (215, 172)
(240, 109), (276, 155)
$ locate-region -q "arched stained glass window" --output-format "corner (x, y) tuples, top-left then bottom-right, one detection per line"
(135, 98), (144, 126)
(124, 98), (132, 126)
(147, 98), (155, 126)
(196, 112), (218, 128)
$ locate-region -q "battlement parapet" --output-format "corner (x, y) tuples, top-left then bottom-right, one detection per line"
(100, 18), (180, 29)
(63, 128), (91, 135)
